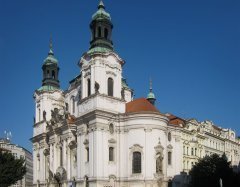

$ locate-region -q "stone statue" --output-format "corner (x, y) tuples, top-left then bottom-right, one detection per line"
(95, 81), (100, 94)
(156, 152), (163, 173)
(50, 108), (63, 125)
(43, 110), (46, 121)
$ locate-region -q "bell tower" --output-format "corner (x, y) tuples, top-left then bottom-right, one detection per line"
(78, 1), (126, 114)
(42, 39), (60, 88)
(90, 0), (113, 51)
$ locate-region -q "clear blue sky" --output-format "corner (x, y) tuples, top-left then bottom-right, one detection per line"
(0, 0), (239, 151)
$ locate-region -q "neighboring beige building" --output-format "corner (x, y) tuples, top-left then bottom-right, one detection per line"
(0, 138), (33, 187)
(168, 115), (240, 174)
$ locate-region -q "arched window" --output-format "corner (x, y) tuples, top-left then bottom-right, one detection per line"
(109, 147), (114, 161)
(191, 148), (194, 156)
(52, 70), (55, 79)
(37, 153), (40, 171)
(47, 70), (50, 78)
(72, 97), (75, 113)
(38, 108), (41, 122)
(65, 103), (69, 111)
(168, 132), (172, 141)
(132, 151), (141, 173)
(168, 151), (172, 165)
(87, 79), (91, 97)
(98, 26), (102, 37)
(86, 147), (89, 162)
(60, 147), (63, 166)
(104, 28), (108, 39)
(108, 78), (113, 96)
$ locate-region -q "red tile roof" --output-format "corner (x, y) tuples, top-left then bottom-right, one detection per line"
(167, 114), (185, 127)
(126, 98), (160, 113)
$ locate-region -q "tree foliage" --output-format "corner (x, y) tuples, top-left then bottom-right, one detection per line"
(0, 151), (26, 187)
(189, 153), (240, 187)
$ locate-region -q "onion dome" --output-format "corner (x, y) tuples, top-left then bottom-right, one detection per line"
(147, 78), (156, 105)
(92, 1), (111, 21)
(43, 40), (58, 65)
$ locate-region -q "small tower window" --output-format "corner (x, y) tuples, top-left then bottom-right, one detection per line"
(38, 108), (41, 122)
(72, 97), (75, 114)
(98, 26), (102, 37)
(87, 79), (91, 97)
(108, 78), (114, 96)
(132, 151), (141, 173)
(52, 70), (55, 79)
(60, 146), (63, 166)
(47, 70), (50, 78)
(65, 103), (69, 111)
(86, 147), (89, 162)
(109, 147), (114, 161)
(168, 151), (172, 165)
(104, 28), (108, 39)
(168, 132), (172, 141)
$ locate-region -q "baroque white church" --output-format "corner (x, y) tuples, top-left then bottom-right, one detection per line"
(31, 1), (240, 187)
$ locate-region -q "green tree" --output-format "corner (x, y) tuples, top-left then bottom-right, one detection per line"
(189, 153), (235, 187)
(0, 151), (26, 187)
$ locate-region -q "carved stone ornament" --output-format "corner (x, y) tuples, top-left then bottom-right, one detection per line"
(95, 81), (100, 94)
(43, 148), (50, 156)
(68, 140), (77, 149)
(54, 166), (67, 182)
(83, 139), (89, 146)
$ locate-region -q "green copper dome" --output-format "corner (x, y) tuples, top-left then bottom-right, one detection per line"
(37, 85), (59, 92)
(87, 46), (112, 55)
(147, 92), (155, 99)
(92, 1), (111, 21)
(44, 48), (58, 65)
(146, 79), (156, 105)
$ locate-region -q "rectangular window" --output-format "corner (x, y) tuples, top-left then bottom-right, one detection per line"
(109, 147), (114, 161)
(168, 151), (172, 165)
(132, 152), (141, 173)
(86, 147), (89, 162)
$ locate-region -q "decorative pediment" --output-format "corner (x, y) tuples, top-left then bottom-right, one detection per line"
(106, 71), (117, 77)
(167, 144), (173, 150)
(108, 138), (116, 144)
(83, 139), (89, 145)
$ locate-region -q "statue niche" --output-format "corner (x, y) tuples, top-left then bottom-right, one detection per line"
(156, 152), (163, 174)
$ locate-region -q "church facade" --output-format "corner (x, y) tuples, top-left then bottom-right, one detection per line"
(31, 1), (240, 187)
